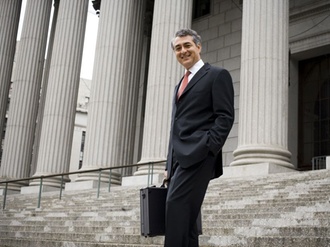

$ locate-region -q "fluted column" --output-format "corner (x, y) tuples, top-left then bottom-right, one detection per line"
(77, 0), (146, 184)
(31, 0), (88, 187)
(30, 0), (60, 177)
(0, 0), (22, 146)
(135, 0), (193, 175)
(231, 0), (293, 169)
(118, 1), (147, 176)
(0, 0), (52, 190)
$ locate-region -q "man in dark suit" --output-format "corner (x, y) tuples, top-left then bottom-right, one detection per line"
(164, 29), (234, 247)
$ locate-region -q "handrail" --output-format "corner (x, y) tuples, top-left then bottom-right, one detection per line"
(0, 160), (166, 210)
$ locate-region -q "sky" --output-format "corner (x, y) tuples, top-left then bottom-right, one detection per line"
(17, 0), (99, 80)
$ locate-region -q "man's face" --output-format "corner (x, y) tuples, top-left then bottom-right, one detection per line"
(173, 35), (201, 70)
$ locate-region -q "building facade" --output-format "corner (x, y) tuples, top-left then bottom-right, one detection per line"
(0, 0), (329, 191)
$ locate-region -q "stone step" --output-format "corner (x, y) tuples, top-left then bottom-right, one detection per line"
(6, 200), (328, 216)
(0, 225), (141, 235)
(199, 235), (330, 247)
(3, 179), (328, 200)
(1, 217), (329, 238)
(0, 238), (164, 247)
(2, 209), (328, 227)
(2, 224), (329, 239)
(0, 231), (164, 245)
(7, 196), (328, 212)
(206, 188), (330, 199)
(204, 226), (330, 237)
(1, 169), (329, 246)
(204, 200), (330, 211)
(5, 187), (328, 206)
(1, 235), (330, 247)
(0, 219), (138, 228)
(1, 200), (329, 225)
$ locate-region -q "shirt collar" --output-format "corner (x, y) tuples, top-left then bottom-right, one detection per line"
(186, 59), (204, 75)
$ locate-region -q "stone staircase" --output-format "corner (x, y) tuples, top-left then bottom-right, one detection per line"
(0, 169), (330, 247)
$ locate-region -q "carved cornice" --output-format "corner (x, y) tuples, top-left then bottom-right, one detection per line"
(290, 2), (330, 22)
(290, 31), (330, 54)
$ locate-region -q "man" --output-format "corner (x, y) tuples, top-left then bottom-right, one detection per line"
(164, 29), (234, 247)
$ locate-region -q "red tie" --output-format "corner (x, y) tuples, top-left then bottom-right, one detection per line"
(177, 71), (190, 99)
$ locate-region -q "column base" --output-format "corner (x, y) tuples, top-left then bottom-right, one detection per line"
(74, 168), (121, 185)
(29, 174), (70, 188)
(134, 160), (166, 176)
(0, 181), (28, 191)
(231, 145), (294, 169)
(222, 163), (296, 178)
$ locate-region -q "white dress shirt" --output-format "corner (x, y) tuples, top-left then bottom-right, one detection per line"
(186, 59), (204, 82)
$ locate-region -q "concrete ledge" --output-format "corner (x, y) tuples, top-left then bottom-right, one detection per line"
(121, 173), (164, 187)
(21, 185), (59, 194)
(122, 164), (297, 186)
(65, 180), (110, 191)
(0, 189), (20, 196)
(222, 163), (297, 178)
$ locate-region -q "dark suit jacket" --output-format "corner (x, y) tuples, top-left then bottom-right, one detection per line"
(166, 63), (234, 179)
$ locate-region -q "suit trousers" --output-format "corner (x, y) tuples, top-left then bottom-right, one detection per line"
(164, 153), (215, 247)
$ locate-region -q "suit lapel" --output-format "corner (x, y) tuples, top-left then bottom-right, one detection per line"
(180, 63), (211, 98)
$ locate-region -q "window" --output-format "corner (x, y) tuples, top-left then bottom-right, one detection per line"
(193, 0), (211, 19)
(79, 131), (86, 169)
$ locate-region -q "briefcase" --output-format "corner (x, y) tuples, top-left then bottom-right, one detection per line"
(140, 185), (167, 237)
(140, 184), (203, 237)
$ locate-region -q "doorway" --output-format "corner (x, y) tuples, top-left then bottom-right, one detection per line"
(298, 54), (330, 170)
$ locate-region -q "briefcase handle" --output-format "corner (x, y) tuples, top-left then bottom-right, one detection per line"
(161, 178), (168, 188)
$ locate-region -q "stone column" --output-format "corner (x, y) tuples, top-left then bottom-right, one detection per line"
(0, 0), (22, 146)
(0, 0), (52, 190)
(135, 0), (193, 175)
(31, 0), (88, 187)
(76, 0), (146, 185)
(30, 0), (60, 177)
(231, 0), (293, 169)
(118, 1), (147, 176)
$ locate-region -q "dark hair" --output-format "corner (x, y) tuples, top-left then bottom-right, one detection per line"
(171, 28), (202, 50)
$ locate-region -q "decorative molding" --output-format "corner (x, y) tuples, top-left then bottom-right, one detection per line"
(290, 31), (330, 54)
(290, 2), (330, 22)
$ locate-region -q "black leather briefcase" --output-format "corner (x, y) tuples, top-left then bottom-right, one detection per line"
(140, 185), (167, 237)
(140, 184), (203, 237)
